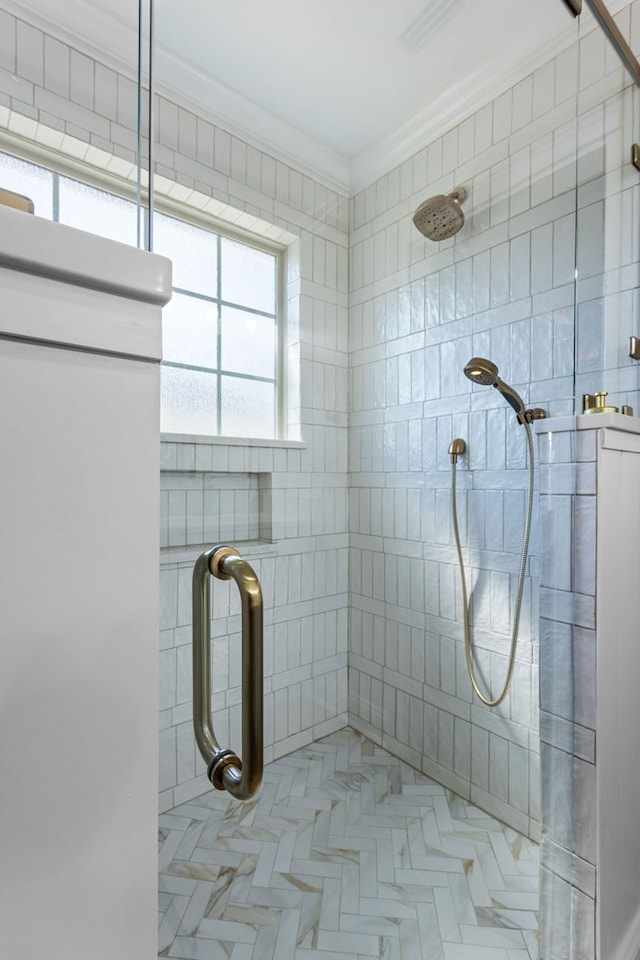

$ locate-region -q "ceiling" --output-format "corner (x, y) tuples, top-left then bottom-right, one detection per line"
(3, 0), (627, 191)
(153, 0), (574, 188)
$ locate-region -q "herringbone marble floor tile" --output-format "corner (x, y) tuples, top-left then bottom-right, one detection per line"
(158, 728), (538, 959)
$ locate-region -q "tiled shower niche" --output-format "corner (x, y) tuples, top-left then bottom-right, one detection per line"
(159, 435), (310, 549)
(160, 470), (271, 547)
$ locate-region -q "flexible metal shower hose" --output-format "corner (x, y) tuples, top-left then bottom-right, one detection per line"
(451, 421), (535, 707)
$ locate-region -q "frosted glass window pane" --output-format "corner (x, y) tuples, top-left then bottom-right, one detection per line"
(161, 365), (217, 434)
(0, 152), (53, 219)
(153, 213), (217, 296)
(221, 377), (275, 439)
(221, 305), (275, 379)
(221, 237), (275, 313)
(58, 177), (137, 245)
(163, 293), (217, 367)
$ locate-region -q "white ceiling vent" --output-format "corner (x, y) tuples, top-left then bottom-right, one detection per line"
(398, 0), (461, 53)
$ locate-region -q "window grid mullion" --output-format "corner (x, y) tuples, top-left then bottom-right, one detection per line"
(162, 360), (276, 385)
(216, 234), (222, 436)
(172, 285), (276, 321)
(52, 171), (60, 222)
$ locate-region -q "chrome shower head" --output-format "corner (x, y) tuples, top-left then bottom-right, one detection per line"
(464, 356), (526, 420)
(412, 187), (466, 241)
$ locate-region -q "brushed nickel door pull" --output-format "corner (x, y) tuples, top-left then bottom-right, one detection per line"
(192, 545), (263, 800)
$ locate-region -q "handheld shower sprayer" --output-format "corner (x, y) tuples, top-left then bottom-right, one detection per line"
(463, 357), (528, 422)
(453, 357), (545, 707)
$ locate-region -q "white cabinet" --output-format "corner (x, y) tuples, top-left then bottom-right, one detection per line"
(0, 206), (171, 959)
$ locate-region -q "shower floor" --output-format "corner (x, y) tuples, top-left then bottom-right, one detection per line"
(158, 728), (538, 960)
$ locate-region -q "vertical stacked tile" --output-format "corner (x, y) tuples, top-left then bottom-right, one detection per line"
(152, 129), (351, 808)
(536, 423), (597, 960)
(347, 33), (586, 842)
(150, 52), (351, 809)
(349, 5), (640, 958)
(535, 6), (640, 956)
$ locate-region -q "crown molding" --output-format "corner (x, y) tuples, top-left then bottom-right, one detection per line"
(153, 44), (351, 195)
(349, 23), (580, 192)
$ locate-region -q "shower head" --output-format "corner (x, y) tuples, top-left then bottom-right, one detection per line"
(413, 187), (466, 241)
(464, 357), (527, 420)
(464, 357), (499, 387)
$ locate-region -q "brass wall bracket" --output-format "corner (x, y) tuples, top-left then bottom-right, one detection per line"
(448, 438), (466, 463)
(630, 336), (640, 360)
(633, 145), (640, 171)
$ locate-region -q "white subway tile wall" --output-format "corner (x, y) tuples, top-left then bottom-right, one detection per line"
(537, 422), (599, 960)
(150, 102), (350, 808)
(157, 431), (351, 805)
(348, 1), (639, 851)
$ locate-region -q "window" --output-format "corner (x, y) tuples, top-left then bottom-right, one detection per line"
(0, 149), (283, 441)
(0, 151), (137, 241)
(153, 213), (279, 439)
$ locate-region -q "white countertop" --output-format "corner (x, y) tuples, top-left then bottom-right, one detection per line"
(0, 203), (171, 305)
(0, 204), (172, 359)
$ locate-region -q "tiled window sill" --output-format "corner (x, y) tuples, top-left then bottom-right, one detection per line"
(160, 434), (306, 474)
(161, 433), (306, 448)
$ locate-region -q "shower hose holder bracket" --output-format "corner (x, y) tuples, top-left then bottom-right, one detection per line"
(520, 408), (547, 425)
(448, 438), (467, 463)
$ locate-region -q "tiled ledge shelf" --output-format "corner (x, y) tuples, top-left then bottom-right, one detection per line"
(160, 435), (307, 550)
(535, 410), (640, 436)
(160, 541), (278, 566)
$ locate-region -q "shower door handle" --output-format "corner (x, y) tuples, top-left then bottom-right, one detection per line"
(192, 545), (263, 800)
